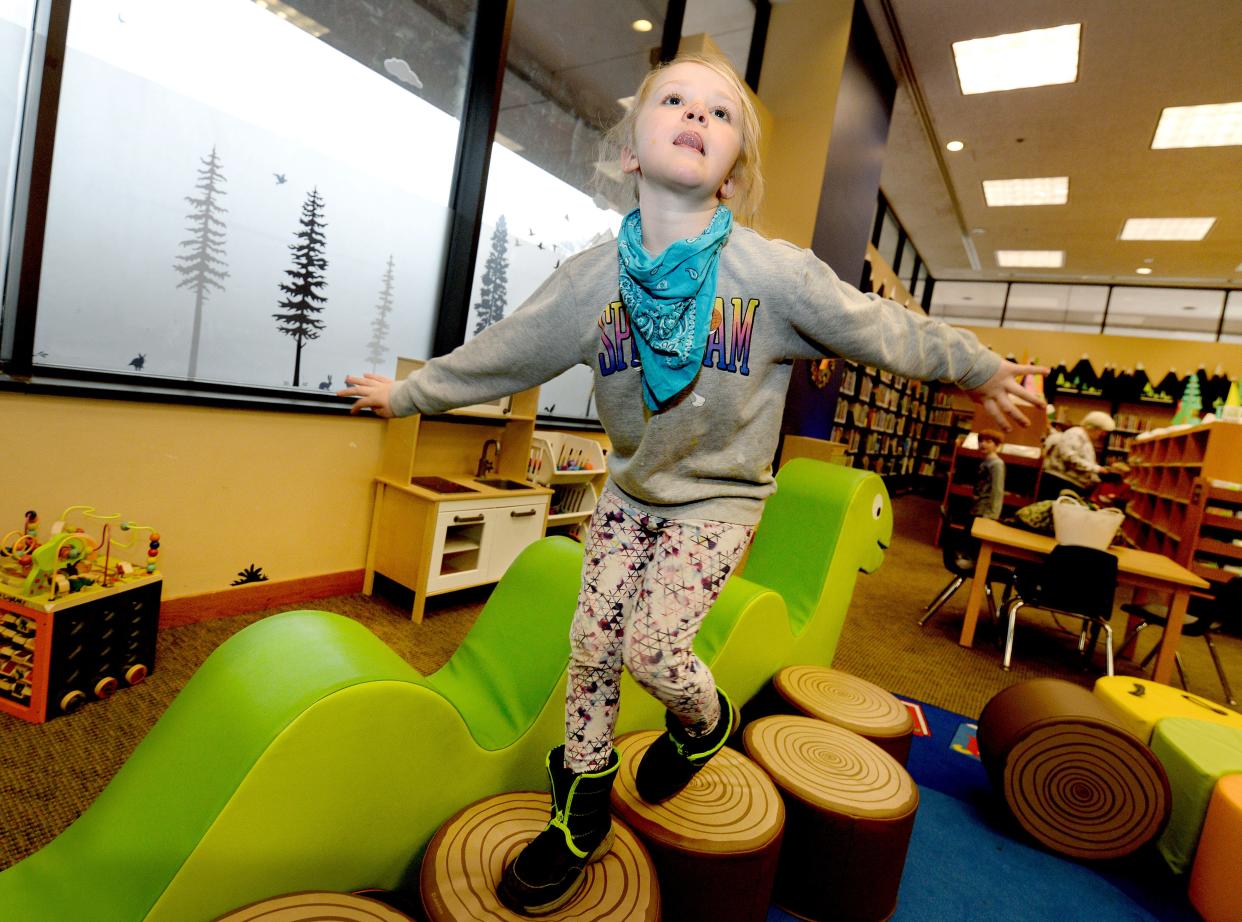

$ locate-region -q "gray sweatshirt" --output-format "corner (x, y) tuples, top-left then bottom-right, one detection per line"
(390, 226), (1001, 525)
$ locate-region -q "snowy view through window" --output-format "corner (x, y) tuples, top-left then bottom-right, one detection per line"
(19, 0), (621, 419)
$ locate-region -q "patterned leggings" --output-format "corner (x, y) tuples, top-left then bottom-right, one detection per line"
(564, 489), (754, 773)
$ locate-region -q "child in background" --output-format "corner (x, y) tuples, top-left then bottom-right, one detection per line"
(340, 52), (1045, 916)
(972, 428), (1006, 521)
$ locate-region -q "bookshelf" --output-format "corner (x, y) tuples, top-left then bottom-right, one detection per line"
(827, 359), (932, 492)
(1123, 422), (1242, 587)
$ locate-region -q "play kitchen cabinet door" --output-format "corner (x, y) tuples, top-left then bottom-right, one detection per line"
(365, 482), (549, 622)
(426, 500), (546, 594)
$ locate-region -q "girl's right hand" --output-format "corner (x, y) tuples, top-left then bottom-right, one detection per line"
(338, 373), (395, 417)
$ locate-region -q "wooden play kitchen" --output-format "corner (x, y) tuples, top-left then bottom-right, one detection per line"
(362, 359), (608, 622)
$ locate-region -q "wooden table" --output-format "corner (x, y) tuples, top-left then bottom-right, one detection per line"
(960, 518), (1209, 684)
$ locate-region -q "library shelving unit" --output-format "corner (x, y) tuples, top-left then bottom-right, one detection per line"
(917, 391), (973, 495)
(1123, 421), (1242, 587)
(529, 431), (608, 539)
(828, 359), (931, 493)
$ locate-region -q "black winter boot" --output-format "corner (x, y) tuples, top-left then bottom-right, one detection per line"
(497, 745), (620, 916)
(635, 688), (736, 803)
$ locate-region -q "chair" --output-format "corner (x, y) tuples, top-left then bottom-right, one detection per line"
(919, 509), (1012, 628)
(1001, 544), (1120, 674)
(1119, 576), (1240, 706)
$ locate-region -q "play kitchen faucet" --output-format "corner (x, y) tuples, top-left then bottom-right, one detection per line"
(476, 439), (500, 478)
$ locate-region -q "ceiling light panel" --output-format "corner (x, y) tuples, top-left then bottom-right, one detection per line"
(983, 176), (1069, 206)
(1151, 102), (1242, 149)
(996, 250), (1065, 268)
(952, 24), (1080, 95)
(1120, 218), (1216, 241)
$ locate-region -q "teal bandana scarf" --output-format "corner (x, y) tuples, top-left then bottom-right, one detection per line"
(617, 205), (733, 410)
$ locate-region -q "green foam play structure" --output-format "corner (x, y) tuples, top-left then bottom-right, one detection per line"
(0, 459), (891, 920)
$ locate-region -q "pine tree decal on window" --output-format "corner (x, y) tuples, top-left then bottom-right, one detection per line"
(473, 215), (510, 334)
(274, 187), (328, 387)
(174, 146), (229, 378)
(366, 254), (395, 372)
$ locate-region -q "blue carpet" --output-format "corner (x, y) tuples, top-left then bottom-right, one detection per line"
(766, 698), (1197, 922)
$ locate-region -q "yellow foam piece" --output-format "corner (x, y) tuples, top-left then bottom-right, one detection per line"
(1093, 677), (1242, 743)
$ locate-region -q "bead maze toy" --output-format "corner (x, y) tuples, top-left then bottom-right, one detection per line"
(0, 505), (162, 723)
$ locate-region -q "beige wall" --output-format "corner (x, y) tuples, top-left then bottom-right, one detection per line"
(963, 327), (1242, 381)
(0, 392), (384, 600)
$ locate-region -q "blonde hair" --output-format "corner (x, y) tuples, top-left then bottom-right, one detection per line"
(599, 52), (764, 226)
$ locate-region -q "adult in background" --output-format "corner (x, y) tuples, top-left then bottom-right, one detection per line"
(1038, 410), (1120, 499)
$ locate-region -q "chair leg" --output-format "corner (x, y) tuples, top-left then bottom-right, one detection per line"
(1174, 652), (1188, 691)
(1138, 631), (1189, 690)
(1002, 600), (1023, 671)
(1202, 631), (1238, 706)
(919, 576), (964, 626)
(1119, 622), (1148, 660)
(1100, 621), (1114, 677)
(985, 584), (996, 623)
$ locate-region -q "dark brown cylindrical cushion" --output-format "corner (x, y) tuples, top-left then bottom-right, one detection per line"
(773, 666), (914, 765)
(419, 791), (660, 921)
(612, 730), (784, 922)
(214, 891), (413, 920)
(744, 716), (919, 922)
(977, 677), (1171, 861)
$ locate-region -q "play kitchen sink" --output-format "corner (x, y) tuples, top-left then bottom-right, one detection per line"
(409, 475), (539, 495)
(409, 476), (479, 494)
(473, 478), (533, 491)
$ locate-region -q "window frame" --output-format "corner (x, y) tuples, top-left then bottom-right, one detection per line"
(0, 0), (771, 415)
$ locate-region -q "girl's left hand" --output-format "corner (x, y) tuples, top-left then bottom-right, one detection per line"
(966, 360), (1049, 430)
(338, 373), (396, 417)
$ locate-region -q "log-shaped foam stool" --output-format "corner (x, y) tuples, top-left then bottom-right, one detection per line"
(744, 715), (918, 922)
(977, 677), (1170, 860)
(1093, 676), (1242, 744)
(1148, 717), (1242, 875)
(773, 666), (914, 765)
(214, 891), (414, 921)
(611, 730), (784, 922)
(1189, 773), (1242, 922)
(419, 791), (660, 921)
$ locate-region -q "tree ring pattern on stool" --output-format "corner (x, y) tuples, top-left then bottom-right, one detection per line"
(743, 716), (916, 817)
(1000, 727), (1170, 860)
(419, 792), (660, 922)
(612, 730), (784, 854)
(978, 679), (1171, 861)
(773, 666), (912, 742)
(214, 890), (413, 921)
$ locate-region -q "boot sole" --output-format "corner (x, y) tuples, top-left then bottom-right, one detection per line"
(503, 827), (616, 917)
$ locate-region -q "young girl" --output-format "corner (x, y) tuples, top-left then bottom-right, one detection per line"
(341, 52), (1044, 916)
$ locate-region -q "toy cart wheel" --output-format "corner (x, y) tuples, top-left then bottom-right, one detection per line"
(125, 664), (148, 685)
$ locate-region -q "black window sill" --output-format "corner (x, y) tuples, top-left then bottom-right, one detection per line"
(0, 371), (362, 415)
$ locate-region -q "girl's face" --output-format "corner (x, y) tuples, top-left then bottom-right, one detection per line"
(621, 62), (743, 207)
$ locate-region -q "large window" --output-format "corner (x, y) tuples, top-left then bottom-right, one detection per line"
(1004, 283), (1107, 333)
(1104, 287), (1226, 342)
(23, 0), (475, 389)
(2, 1), (771, 416)
(1223, 290), (1242, 344)
(930, 279), (1239, 341)
(928, 280), (1006, 327)
(0, 0), (36, 294)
